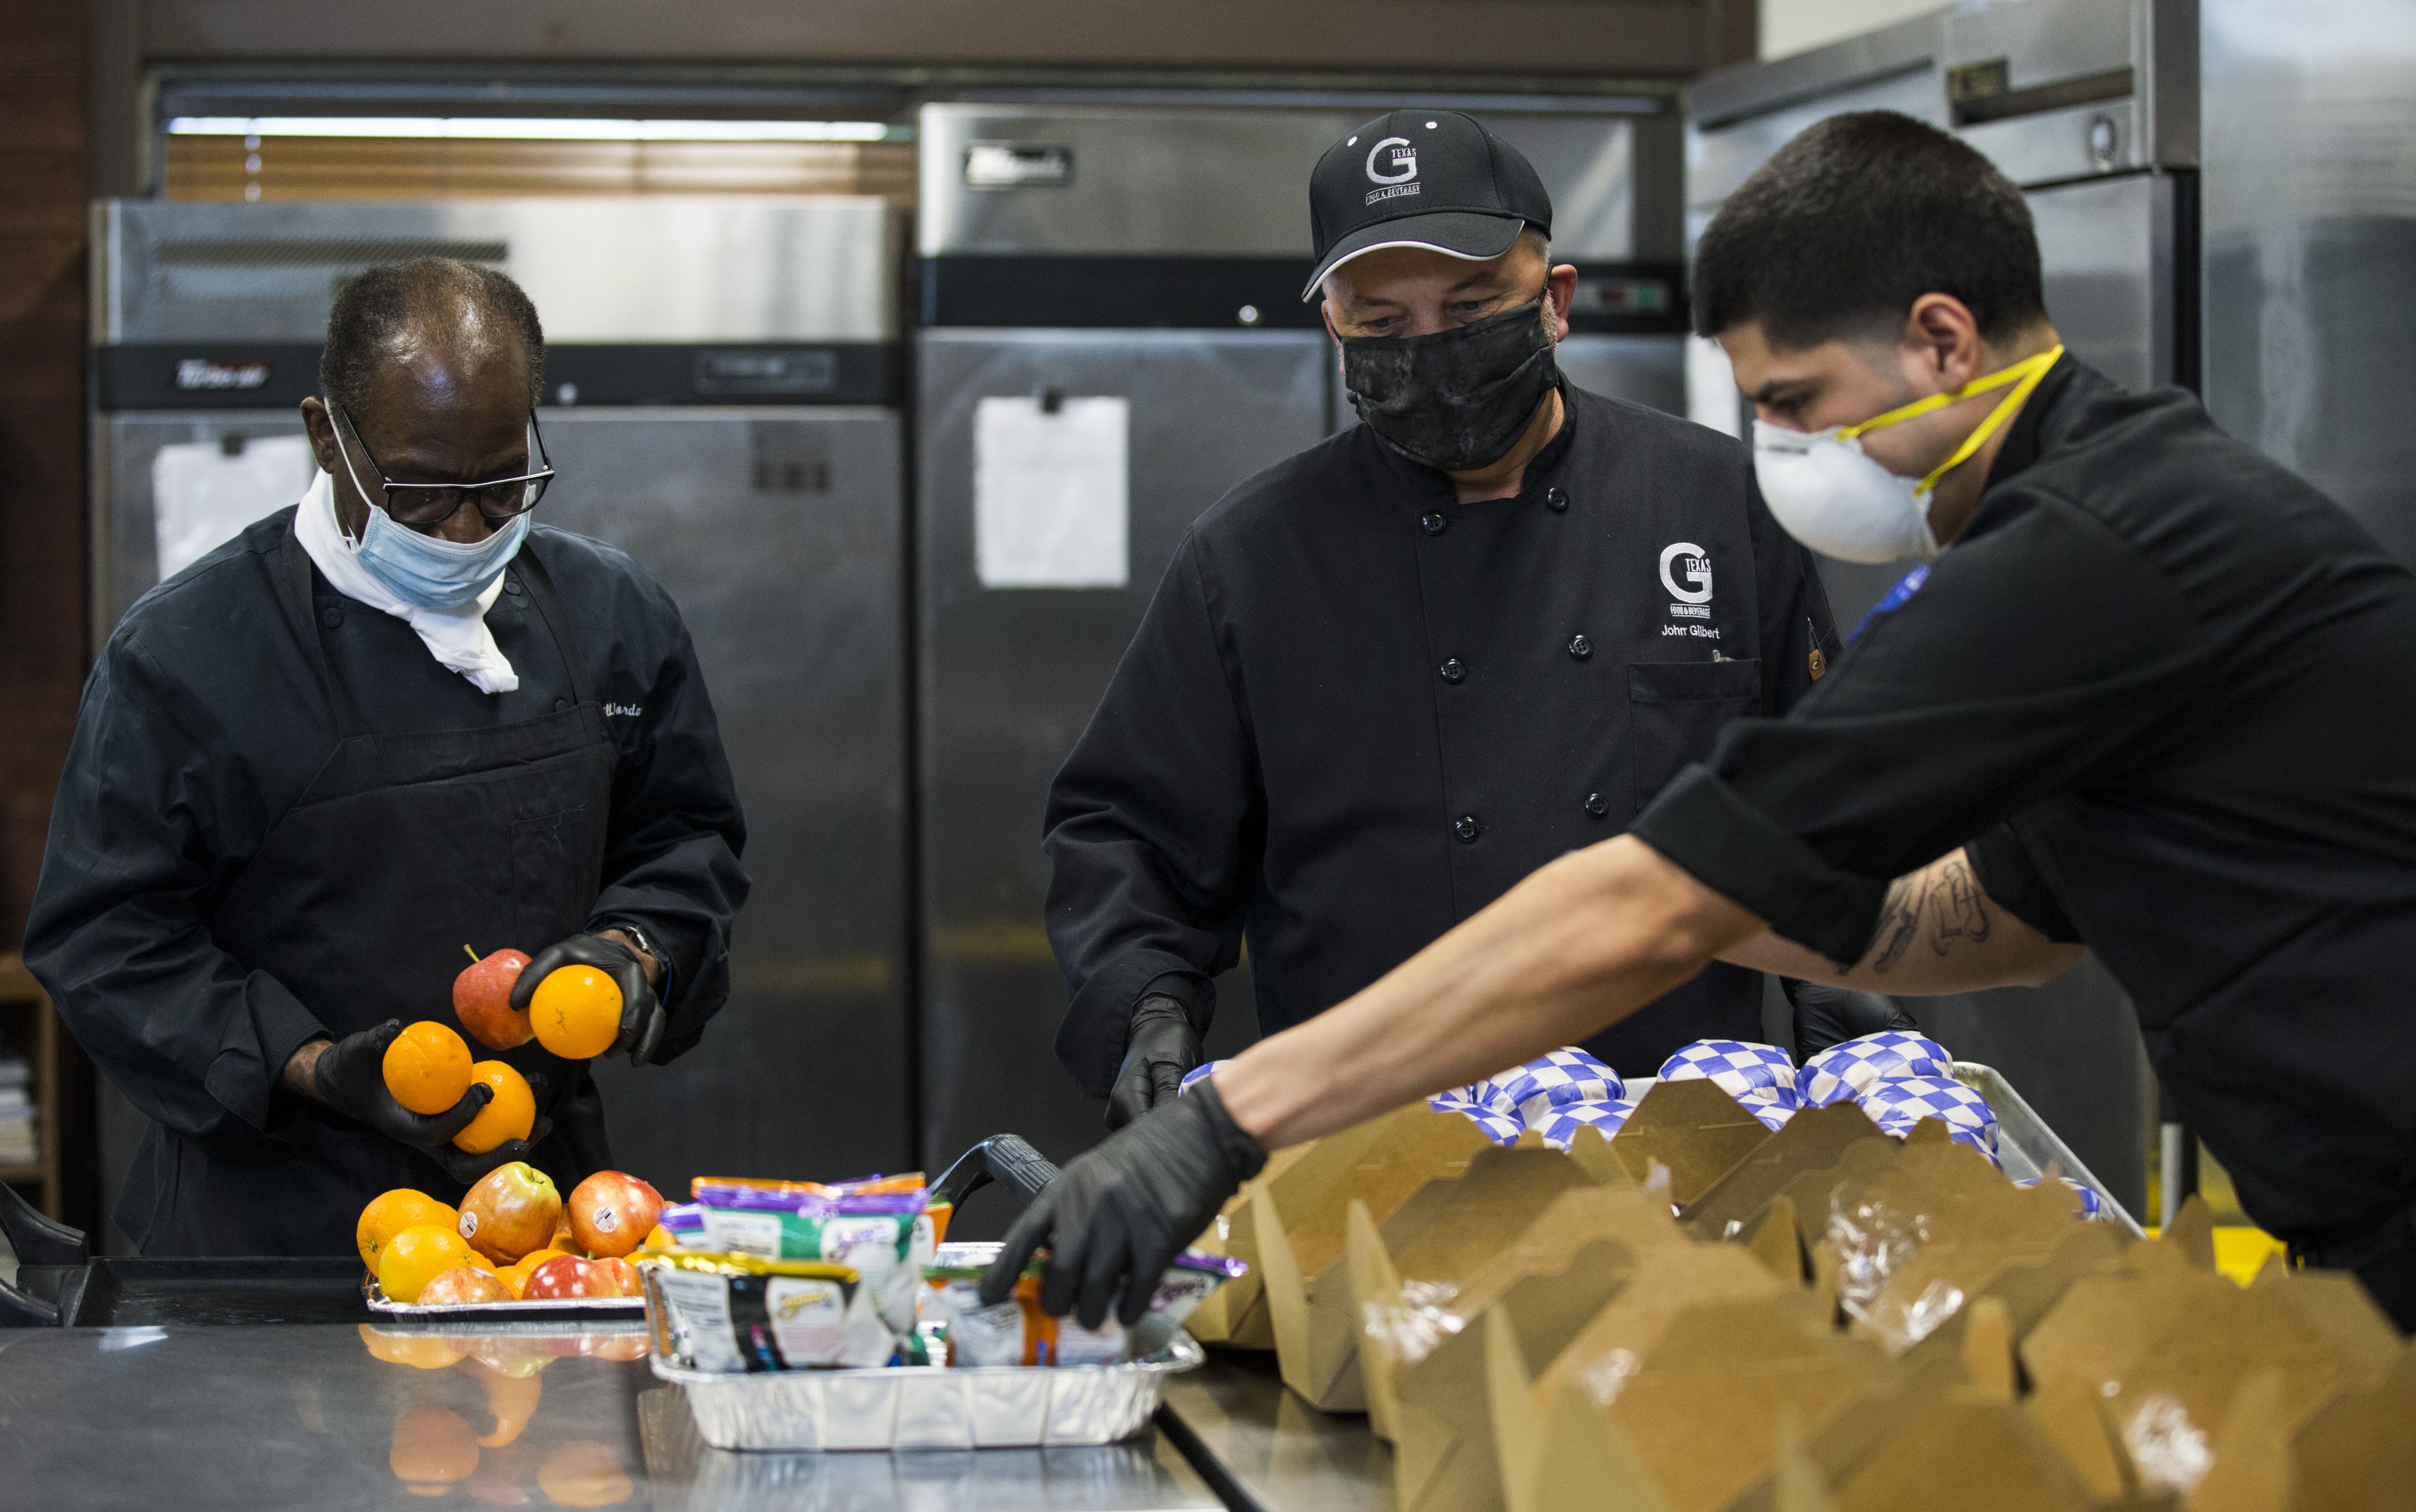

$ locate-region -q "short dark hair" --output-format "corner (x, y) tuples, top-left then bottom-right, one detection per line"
(320, 258), (546, 414)
(1691, 111), (2045, 349)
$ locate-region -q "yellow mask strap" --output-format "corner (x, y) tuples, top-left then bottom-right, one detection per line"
(1839, 344), (2065, 496)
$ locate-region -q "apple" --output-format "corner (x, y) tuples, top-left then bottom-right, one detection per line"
(418, 1264), (514, 1306)
(454, 947), (534, 1051)
(523, 1254), (596, 1301)
(583, 1332), (649, 1361)
(587, 1257), (641, 1298)
(459, 1162), (561, 1264)
(567, 1171), (663, 1260)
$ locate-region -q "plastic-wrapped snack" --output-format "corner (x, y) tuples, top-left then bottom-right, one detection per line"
(639, 1251), (896, 1372)
(1178, 1060), (1227, 1096)
(1656, 1039), (1801, 1109)
(693, 1183), (928, 1335)
(921, 1245), (1246, 1367)
(1503, 1047), (1625, 1126)
(655, 1201), (711, 1247)
(1537, 1098), (1636, 1151)
(2015, 1175), (2106, 1220)
(1426, 1096), (1523, 1147)
(1860, 1075), (2000, 1163)
(1798, 1031), (1953, 1108)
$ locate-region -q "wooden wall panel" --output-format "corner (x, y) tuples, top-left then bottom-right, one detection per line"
(0, 0), (86, 954)
(165, 135), (920, 205)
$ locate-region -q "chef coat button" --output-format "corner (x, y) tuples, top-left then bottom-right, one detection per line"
(553, 698), (570, 713)
(1419, 512), (1448, 536)
(1453, 815), (1481, 844)
(1567, 634), (1593, 660)
(318, 606), (343, 628)
(1439, 657), (1466, 684)
(503, 576), (525, 597)
(1545, 486), (1569, 513)
(1584, 792), (1610, 819)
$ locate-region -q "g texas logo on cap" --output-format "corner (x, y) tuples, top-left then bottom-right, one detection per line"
(1660, 542), (1714, 619)
(1364, 136), (1419, 204)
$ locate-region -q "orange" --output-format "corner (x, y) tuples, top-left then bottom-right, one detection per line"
(529, 966), (622, 1060)
(357, 1188), (457, 1273)
(536, 1441), (633, 1508)
(390, 1404), (479, 1490)
(452, 1060), (536, 1153)
(358, 1323), (468, 1371)
(500, 1247), (567, 1298)
(383, 1022), (473, 1115)
(378, 1222), (476, 1304)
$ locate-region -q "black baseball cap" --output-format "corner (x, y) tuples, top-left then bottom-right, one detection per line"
(1302, 110), (1554, 301)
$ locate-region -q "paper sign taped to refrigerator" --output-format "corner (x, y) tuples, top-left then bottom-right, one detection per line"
(974, 395), (1129, 590)
(152, 435), (318, 583)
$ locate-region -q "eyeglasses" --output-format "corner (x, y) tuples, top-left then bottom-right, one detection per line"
(333, 404), (556, 527)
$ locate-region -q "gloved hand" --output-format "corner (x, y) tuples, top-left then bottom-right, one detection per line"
(1787, 980), (1922, 1059)
(312, 1020), (554, 1184)
(1105, 995), (1203, 1130)
(511, 933), (666, 1066)
(982, 1076), (1267, 1329)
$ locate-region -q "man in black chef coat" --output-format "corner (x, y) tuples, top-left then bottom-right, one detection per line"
(25, 258), (748, 1255)
(1048, 111), (1853, 1124)
(990, 112), (2416, 1333)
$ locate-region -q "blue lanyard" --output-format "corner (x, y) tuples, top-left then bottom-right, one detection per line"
(1847, 563), (1931, 644)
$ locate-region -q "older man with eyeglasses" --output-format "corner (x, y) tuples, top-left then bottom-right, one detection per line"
(25, 258), (749, 1256)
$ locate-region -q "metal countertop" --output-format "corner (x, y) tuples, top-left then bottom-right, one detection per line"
(0, 1323), (1221, 1510)
(1158, 1353), (1393, 1512)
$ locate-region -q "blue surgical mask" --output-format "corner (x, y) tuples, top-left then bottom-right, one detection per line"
(331, 415), (530, 609)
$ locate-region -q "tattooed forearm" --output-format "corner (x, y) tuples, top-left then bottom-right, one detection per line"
(1868, 853), (1993, 974)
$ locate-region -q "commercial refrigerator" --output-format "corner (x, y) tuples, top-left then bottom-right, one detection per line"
(88, 197), (911, 1246)
(1683, 0), (2416, 1222)
(913, 101), (1691, 1194)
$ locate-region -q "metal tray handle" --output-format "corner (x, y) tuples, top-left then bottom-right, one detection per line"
(930, 1135), (1060, 1214)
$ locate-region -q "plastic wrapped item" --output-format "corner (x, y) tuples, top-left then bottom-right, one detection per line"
(1357, 1278), (1466, 1368)
(658, 1202), (709, 1246)
(1537, 1099), (1636, 1150)
(2121, 1392), (2213, 1494)
(1858, 1075), (2000, 1159)
(1425, 1096), (1524, 1146)
(920, 1242), (1245, 1367)
(639, 1251), (896, 1372)
(1656, 1039), (1800, 1109)
(692, 1183), (930, 1334)
(1798, 1030), (1952, 1107)
(1825, 1190), (1962, 1353)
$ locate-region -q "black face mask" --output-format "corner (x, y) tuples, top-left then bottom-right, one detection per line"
(1341, 297), (1559, 472)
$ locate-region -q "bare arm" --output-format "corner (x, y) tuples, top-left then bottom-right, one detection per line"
(1213, 835), (1761, 1149)
(1720, 849), (2081, 994)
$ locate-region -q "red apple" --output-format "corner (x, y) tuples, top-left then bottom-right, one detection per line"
(586, 1257), (641, 1298)
(567, 1171), (663, 1260)
(523, 1254), (596, 1300)
(419, 1265), (515, 1306)
(454, 947), (535, 1051)
(459, 1162), (561, 1264)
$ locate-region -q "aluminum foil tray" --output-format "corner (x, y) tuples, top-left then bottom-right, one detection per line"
(362, 1274), (645, 1323)
(653, 1334), (1205, 1452)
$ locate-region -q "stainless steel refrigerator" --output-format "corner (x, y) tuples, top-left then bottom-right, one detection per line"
(1682, 0), (2416, 1223)
(912, 101), (1692, 1195)
(89, 197), (911, 1244)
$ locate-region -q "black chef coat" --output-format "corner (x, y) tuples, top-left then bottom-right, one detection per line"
(1047, 384), (1839, 1093)
(1633, 357), (2416, 1254)
(24, 509), (748, 1248)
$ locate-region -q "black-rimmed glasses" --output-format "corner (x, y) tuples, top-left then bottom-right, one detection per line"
(334, 404), (556, 527)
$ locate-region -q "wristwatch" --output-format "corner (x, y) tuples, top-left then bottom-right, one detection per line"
(602, 920), (665, 983)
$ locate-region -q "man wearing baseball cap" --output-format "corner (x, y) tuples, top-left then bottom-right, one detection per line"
(1045, 110), (1877, 1131)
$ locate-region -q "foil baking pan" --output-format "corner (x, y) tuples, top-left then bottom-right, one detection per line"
(653, 1335), (1205, 1451)
(362, 1274), (646, 1323)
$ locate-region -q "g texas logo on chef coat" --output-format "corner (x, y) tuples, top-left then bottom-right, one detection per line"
(1364, 136), (1419, 204)
(1659, 542), (1715, 619)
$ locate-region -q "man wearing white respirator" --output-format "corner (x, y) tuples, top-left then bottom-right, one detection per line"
(987, 111), (2416, 1337)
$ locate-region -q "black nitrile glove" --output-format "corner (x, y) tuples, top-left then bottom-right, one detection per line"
(312, 1020), (553, 1184)
(982, 1076), (1267, 1330)
(511, 933), (665, 1066)
(1787, 980), (1922, 1060)
(1105, 995), (1203, 1131)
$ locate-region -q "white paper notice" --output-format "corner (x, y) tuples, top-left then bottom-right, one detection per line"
(974, 395), (1129, 590)
(151, 435), (317, 583)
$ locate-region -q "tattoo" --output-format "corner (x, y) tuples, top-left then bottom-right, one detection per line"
(1869, 855), (1993, 974)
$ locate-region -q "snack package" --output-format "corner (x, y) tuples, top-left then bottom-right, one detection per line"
(656, 1201), (710, 1246)
(920, 1244), (1246, 1367)
(639, 1251), (895, 1372)
(692, 1182), (929, 1335)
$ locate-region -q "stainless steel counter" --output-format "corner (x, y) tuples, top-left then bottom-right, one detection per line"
(0, 1324), (1221, 1510)
(1158, 1353), (1393, 1512)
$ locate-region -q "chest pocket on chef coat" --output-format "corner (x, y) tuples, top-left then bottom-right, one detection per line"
(1626, 660), (1762, 814)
